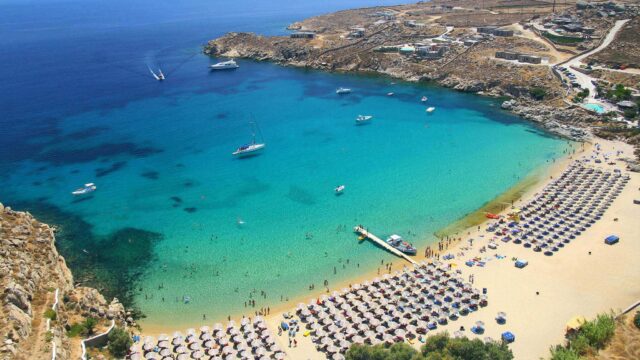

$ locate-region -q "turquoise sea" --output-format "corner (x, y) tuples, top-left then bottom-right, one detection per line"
(0, 0), (570, 328)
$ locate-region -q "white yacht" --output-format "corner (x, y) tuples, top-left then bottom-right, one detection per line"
(356, 115), (373, 125)
(72, 183), (97, 196)
(426, 106), (435, 113)
(336, 87), (352, 95)
(335, 185), (345, 194)
(210, 59), (239, 70)
(233, 122), (266, 157)
(421, 96), (428, 102)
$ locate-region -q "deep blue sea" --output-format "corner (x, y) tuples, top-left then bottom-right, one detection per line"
(0, 0), (570, 328)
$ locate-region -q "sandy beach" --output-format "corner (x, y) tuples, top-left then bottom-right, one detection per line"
(135, 138), (639, 360)
(260, 138), (639, 360)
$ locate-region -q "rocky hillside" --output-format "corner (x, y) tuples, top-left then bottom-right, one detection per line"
(0, 203), (126, 360)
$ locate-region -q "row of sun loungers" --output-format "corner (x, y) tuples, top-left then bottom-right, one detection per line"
(127, 317), (285, 360)
(486, 162), (628, 256)
(291, 262), (488, 358)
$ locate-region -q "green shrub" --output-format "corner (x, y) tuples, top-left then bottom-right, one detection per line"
(530, 87), (547, 100)
(44, 309), (57, 321)
(44, 331), (54, 342)
(634, 311), (640, 330)
(579, 314), (616, 350)
(67, 323), (85, 338)
(107, 327), (132, 358)
(549, 345), (580, 360)
(623, 108), (637, 119)
(82, 317), (98, 336)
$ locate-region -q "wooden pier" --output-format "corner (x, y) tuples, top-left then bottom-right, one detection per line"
(354, 226), (417, 265)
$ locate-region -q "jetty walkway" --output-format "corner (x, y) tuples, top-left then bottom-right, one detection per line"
(353, 226), (417, 265)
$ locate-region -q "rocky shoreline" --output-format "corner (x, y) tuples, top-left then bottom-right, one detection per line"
(0, 203), (130, 359)
(204, 32), (597, 142)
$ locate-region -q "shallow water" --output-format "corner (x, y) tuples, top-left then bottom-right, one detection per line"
(0, 0), (570, 328)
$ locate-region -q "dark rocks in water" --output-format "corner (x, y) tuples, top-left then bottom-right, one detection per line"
(36, 142), (162, 165)
(141, 171), (159, 180)
(216, 112), (229, 119)
(184, 207), (197, 213)
(170, 196), (183, 203)
(70, 169), (80, 174)
(71, 196), (94, 204)
(32, 181), (42, 186)
(286, 185), (316, 205)
(10, 200), (162, 310)
(95, 161), (127, 177)
(65, 126), (109, 140)
(183, 181), (195, 188)
(175, 163), (185, 168)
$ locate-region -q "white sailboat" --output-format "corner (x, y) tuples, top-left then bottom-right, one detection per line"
(232, 122), (266, 157)
(336, 87), (352, 94)
(426, 107), (435, 113)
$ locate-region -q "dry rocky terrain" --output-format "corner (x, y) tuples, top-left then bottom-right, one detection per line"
(0, 203), (127, 360)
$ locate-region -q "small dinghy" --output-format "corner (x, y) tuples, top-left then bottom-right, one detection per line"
(336, 87), (352, 94)
(355, 115), (373, 125)
(421, 96), (428, 102)
(335, 185), (345, 194)
(426, 106), (435, 113)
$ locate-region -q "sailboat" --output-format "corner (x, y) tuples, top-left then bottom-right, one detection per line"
(426, 106), (435, 113)
(148, 66), (165, 81)
(232, 122), (266, 157)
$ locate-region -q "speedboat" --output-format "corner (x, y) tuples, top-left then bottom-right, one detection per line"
(387, 92), (394, 96)
(210, 59), (239, 70)
(336, 87), (352, 95)
(335, 185), (345, 194)
(72, 183), (96, 196)
(355, 115), (373, 125)
(426, 106), (435, 113)
(148, 66), (165, 81)
(385, 234), (417, 255)
(233, 121), (266, 157)
(421, 96), (428, 102)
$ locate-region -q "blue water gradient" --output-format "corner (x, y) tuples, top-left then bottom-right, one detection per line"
(0, 0), (570, 327)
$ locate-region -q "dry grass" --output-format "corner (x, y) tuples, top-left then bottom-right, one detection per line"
(591, 313), (640, 360)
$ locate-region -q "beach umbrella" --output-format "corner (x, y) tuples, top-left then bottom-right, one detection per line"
(218, 338), (228, 346)
(453, 331), (463, 338)
(238, 350), (250, 359)
(352, 335), (364, 344)
(223, 354), (235, 360)
(142, 343), (154, 352)
(175, 346), (187, 354)
(130, 354), (142, 360)
(250, 339), (262, 348)
(334, 333), (345, 341)
(222, 345), (234, 354)
(264, 336), (275, 345)
(191, 350), (204, 359)
(159, 349), (171, 357)
(394, 329), (406, 338)
(144, 352), (158, 360)
(339, 340), (350, 349)
(157, 340), (170, 349)
(232, 335), (243, 344)
(254, 347), (266, 356)
(176, 355), (189, 360)
(326, 345), (339, 354)
(274, 352), (285, 360)
(158, 334), (169, 342)
(375, 325), (386, 334)
(320, 337), (332, 346)
(327, 324), (338, 333)
(207, 348), (220, 356)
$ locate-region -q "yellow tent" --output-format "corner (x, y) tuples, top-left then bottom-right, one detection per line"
(566, 316), (587, 332)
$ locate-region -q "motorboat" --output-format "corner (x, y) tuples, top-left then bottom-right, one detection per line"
(336, 87), (352, 95)
(426, 107), (435, 113)
(335, 185), (345, 194)
(233, 121), (266, 157)
(385, 234), (417, 255)
(387, 92), (394, 96)
(148, 66), (165, 81)
(421, 96), (428, 102)
(72, 183), (96, 196)
(210, 59), (239, 70)
(355, 115), (373, 125)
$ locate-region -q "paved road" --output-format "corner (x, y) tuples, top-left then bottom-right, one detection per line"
(563, 19), (630, 103)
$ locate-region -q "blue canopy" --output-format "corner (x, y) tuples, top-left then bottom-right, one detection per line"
(502, 331), (515, 343)
(605, 235), (619, 245)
